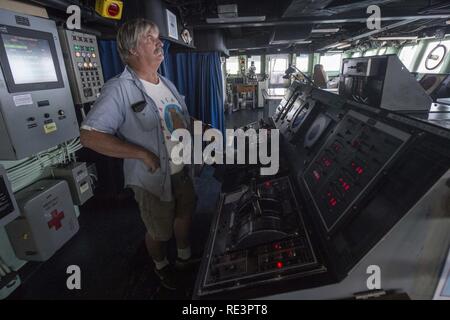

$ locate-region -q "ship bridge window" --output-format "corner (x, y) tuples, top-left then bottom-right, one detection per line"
(378, 47), (388, 55)
(417, 39), (450, 74)
(226, 56), (239, 75)
(247, 56), (261, 74)
(364, 49), (378, 57)
(268, 54), (289, 86)
(398, 45), (418, 70)
(295, 54), (310, 73)
(320, 53), (342, 72)
(246, 55), (261, 74)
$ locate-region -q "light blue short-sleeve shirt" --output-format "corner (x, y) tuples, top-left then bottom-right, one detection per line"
(82, 65), (192, 201)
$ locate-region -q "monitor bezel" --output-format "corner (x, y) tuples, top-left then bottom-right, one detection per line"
(0, 24), (64, 93)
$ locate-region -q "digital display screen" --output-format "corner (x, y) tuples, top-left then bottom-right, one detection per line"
(2, 34), (58, 84)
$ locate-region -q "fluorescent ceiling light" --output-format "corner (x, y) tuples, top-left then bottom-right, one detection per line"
(337, 43), (352, 49)
(311, 28), (340, 33)
(330, 42), (349, 48)
(374, 36), (418, 41)
(270, 40), (312, 45)
(206, 16), (266, 23)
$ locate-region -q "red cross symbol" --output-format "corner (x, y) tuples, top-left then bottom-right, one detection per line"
(47, 209), (65, 230)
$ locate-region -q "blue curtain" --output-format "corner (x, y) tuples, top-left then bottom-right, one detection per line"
(172, 53), (197, 116)
(159, 40), (175, 81)
(160, 40), (225, 133)
(197, 52), (224, 134)
(98, 40), (124, 81)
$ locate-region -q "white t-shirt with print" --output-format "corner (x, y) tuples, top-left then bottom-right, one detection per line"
(140, 78), (186, 175)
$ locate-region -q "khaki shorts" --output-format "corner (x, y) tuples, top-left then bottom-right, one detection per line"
(131, 169), (197, 241)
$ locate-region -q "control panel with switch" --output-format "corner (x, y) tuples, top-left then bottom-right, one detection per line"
(58, 29), (105, 105)
(0, 9), (80, 160)
(303, 110), (410, 233)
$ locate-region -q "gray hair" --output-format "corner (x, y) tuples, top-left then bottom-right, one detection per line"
(116, 19), (158, 63)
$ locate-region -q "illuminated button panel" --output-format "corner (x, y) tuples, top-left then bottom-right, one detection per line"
(257, 238), (316, 272)
(72, 36), (103, 97)
(60, 29), (105, 104)
(303, 110), (410, 232)
(206, 237), (317, 286)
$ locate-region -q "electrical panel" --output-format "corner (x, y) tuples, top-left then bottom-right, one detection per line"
(52, 162), (93, 205)
(58, 29), (105, 105)
(0, 164), (19, 227)
(303, 110), (410, 233)
(5, 179), (79, 261)
(0, 9), (79, 160)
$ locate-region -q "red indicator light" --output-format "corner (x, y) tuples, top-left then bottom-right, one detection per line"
(322, 158), (332, 167)
(329, 198), (337, 207)
(351, 162), (364, 175)
(276, 261), (283, 269)
(107, 3), (120, 16)
(264, 181), (272, 188)
(339, 178), (351, 191)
